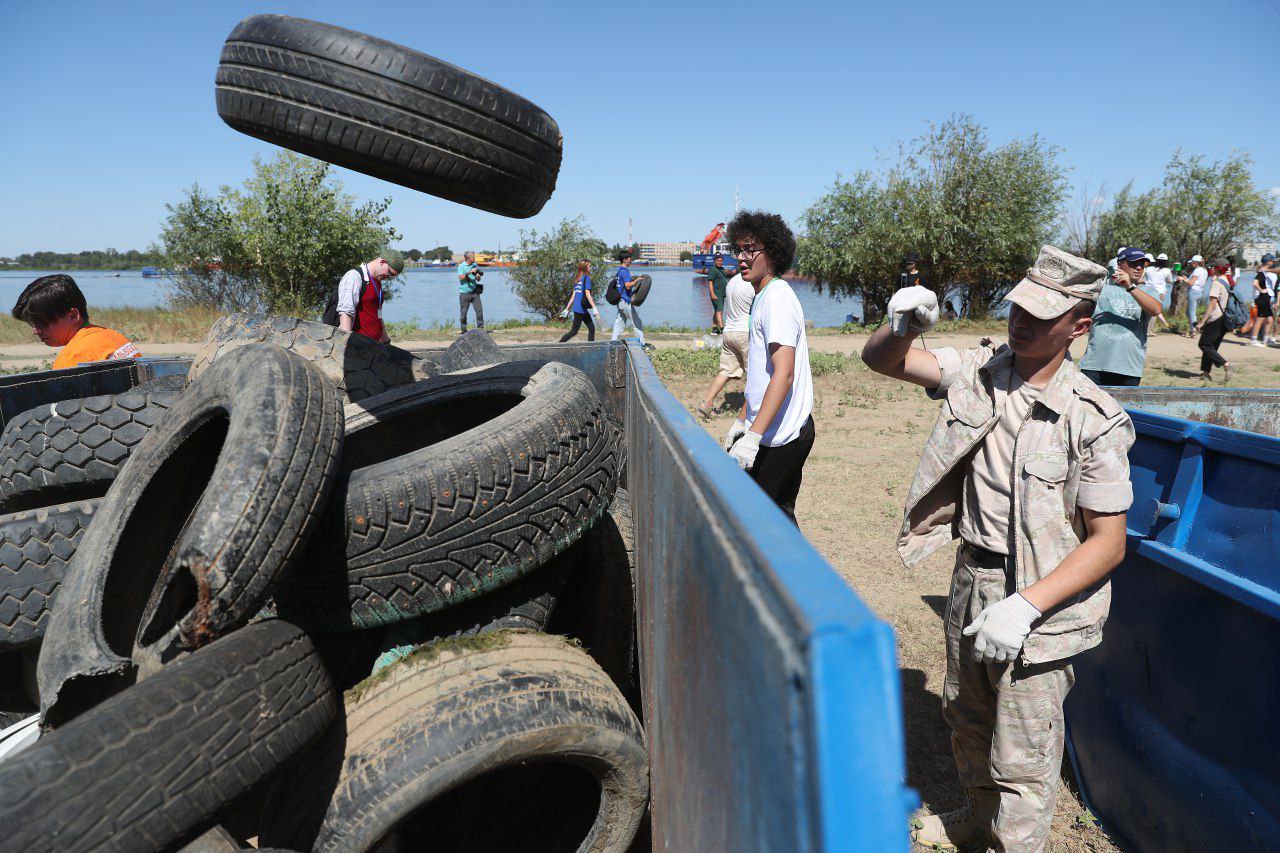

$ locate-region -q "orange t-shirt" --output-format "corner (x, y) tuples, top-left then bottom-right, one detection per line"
(52, 325), (141, 370)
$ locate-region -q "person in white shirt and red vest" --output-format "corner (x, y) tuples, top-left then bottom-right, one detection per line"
(336, 250), (404, 343)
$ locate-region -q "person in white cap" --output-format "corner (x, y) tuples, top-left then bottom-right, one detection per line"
(862, 245), (1133, 853)
(1143, 253), (1173, 332)
(1177, 255), (1208, 337)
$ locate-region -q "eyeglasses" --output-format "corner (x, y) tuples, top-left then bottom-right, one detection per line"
(1127, 259), (1150, 268)
(733, 244), (765, 259)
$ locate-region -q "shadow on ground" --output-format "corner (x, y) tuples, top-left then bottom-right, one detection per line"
(901, 668), (962, 811)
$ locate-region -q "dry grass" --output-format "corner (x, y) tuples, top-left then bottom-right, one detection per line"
(0, 306), (224, 345)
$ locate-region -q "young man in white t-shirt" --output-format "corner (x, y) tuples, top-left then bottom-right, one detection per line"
(698, 271), (754, 418)
(1142, 253), (1172, 332)
(721, 211), (815, 524)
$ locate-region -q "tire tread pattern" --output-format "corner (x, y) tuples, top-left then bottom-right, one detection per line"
(0, 501), (98, 650)
(0, 620), (339, 852)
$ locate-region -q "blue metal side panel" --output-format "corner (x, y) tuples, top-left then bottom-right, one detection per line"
(1066, 408), (1280, 852)
(624, 341), (911, 852)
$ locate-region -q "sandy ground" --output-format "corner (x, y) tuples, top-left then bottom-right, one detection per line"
(650, 329), (1280, 853)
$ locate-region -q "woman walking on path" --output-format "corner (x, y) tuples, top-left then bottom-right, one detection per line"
(1195, 257), (1234, 382)
(558, 260), (601, 342)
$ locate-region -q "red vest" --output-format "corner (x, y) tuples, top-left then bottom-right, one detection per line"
(355, 265), (384, 341)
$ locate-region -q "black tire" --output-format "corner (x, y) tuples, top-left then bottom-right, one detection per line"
(0, 500), (98, 651)
(375, 546), (575, 662)
(436, 328), (508, 373)
(0, 620), (339, 852)
(37, 344), (344, 725)
(548, 489), (640, 711)
(216, 14), (561, 219)
(275, 361), (619, 632)
(259, 631), (648, 852)
(0, 378), (186, 513)
(628, 275), (652, 307)
(190, 313), (437, 404)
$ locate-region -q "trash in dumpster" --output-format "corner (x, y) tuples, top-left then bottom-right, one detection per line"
(0, 317), (648, 850)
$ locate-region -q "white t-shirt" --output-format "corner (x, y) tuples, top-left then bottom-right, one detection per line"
(722, 274), (754, 333)
(959, 367), (1043, 554)
(744, 279), (813, 447)
(1187, 266), (1208, 296)
(1143, 266), (1172, 300)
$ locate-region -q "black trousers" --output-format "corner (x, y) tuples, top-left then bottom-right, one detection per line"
(559, 312), (595, 342)
(1199, 316), (1228, 371)
(1081, 369), (1141, 387)
(749, 416), (815, 525)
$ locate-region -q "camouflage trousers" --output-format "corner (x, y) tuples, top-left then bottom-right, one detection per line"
(943, 549), (1075, 853)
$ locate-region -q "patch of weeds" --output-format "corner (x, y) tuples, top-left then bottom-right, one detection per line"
(651, 347), (718, 378)
(0, 361), (50, 375)
(345, 631), (515, 703)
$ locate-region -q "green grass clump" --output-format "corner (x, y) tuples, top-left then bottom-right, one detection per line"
(652, 346), (860, 380)
(0, 306), (224, 345)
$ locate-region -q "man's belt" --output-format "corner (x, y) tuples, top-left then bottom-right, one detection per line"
(963, 542), (1008, 570)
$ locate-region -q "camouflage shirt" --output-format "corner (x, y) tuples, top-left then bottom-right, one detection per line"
(898, 342), (1135, 663)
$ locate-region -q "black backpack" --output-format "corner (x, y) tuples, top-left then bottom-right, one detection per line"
(604, 272), (621, 306)
(321, 267), (370, 330)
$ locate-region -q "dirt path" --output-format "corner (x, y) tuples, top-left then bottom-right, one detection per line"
(654, 331), (1280, 852)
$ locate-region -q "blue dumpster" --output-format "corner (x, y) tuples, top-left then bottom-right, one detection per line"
(1065, 388), (1280, 851)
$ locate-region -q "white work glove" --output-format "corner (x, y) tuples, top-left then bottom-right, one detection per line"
(558, 308), (570, 320)
(723, 418), (748, 451)
(887, 285), (940, 337)
(963, 593), (1041, 664)
(728, 430), (763, 471)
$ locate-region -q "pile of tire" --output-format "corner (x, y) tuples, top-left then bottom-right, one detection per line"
(0, 319), (647, 851)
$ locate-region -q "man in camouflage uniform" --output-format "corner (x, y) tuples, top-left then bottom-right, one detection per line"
(862, 245), (1135, 852)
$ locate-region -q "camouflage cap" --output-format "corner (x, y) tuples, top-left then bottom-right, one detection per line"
(1004, 245), (1109, 320)
(380, 249), (406, 274)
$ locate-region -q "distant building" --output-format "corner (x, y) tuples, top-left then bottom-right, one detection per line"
(1239, 241), (1278, 266)
(639, 241), (697, 264)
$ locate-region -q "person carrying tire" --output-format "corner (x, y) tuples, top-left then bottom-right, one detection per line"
(336, 251), (404, 343)
(457, 251), (485, 333)
(610, 251), (650, 348)
(721, 211), (815, 525)
(863, 245), (1134, 853)
(559, 260), (601, 342)
(704, 252), (732, 335)
(12, 275), (140, 369)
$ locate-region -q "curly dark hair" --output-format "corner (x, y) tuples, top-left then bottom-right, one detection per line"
(726, 210), (796, 276)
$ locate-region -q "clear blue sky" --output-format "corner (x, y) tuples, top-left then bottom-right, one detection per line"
(3, 0), (1277, 256)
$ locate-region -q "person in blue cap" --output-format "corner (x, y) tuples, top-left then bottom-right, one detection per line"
(1078, 247), (1165, 386)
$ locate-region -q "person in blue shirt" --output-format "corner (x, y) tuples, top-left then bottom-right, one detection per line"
(1078, 247), (1165, 386)
(610, 251), (651, 348)
(456, 251), (485, 333)
(558, 260), (601, 341)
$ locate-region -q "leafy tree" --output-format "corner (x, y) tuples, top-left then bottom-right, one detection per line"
(424, 245), (452, 261)
(798, 115), (1067, 319)
(678, 250), (693, 262)
(405, 248), (423, 262)
(157, 151), (400, 314)
(508, 217), (608, 319)
(1084, 150), (1278, 315)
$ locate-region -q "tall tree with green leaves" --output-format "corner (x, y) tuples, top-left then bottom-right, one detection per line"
(158, 151), (400, 314)
(1087, 150), (1278, 315)
(508, 217), (608, 319)
(798, 114), (1067, 319)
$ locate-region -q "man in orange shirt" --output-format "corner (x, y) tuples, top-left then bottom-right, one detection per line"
(12, 274), (140, 369)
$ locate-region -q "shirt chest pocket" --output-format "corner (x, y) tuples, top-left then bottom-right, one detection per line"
(945, 383), (992, 428)
(1024, 453), (1068, 487)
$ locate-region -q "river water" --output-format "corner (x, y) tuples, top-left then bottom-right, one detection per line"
(0, 267), (863, 329)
